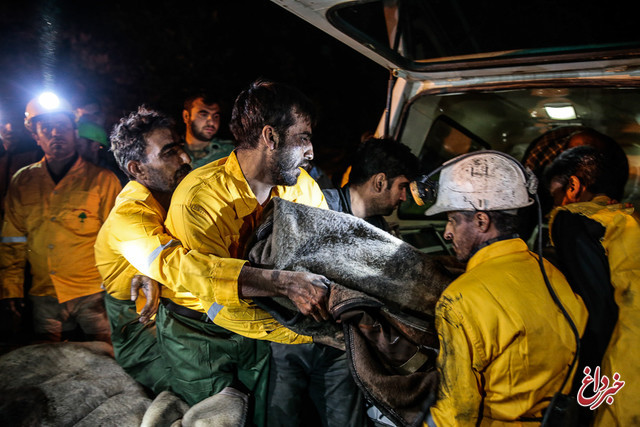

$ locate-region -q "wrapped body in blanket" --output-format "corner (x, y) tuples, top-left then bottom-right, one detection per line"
(246, 197), (456, 427)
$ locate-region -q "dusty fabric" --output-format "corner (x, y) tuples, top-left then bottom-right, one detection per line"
(246, 198), (455, 426)
(181, 386), (249, 427)
(0, 342), (249, 426)
(140, 390), (190, 427)
(247, 198), (452, 326)
(0, 342), (151, 426)
(429, 239), (588, 426)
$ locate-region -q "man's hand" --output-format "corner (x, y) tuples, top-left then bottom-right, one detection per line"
(273, 270), (331, 322)
(130, 275), (161, 323)
(238, 265), (331, 322)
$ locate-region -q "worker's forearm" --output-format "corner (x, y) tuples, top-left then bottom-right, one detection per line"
(239, 265), (331, 322)
(237, 265), (284, 298)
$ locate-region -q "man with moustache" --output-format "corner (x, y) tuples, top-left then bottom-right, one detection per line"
(323, 137), (419, 232)
(182, 93), (235, 168)
(94, 106), (195, 393)
(161, 79), (331, 425)
(0, 94), (121, 342)
(267, 137), (420, 427)
(423, 152), (587, 426)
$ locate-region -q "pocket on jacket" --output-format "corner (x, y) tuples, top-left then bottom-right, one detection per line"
(60, 191), (102, 236)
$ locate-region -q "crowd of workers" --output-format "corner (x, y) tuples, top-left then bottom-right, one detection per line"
(0, 78), (638, 427)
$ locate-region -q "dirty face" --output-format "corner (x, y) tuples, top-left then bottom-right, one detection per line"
(34, 113), (77, 162)
(269, 113), (314, 186)
(184, 98), (221, 142)
(381, 175), (410, 216)
(443, 211), (480, 262)
(139, 128), (192, 193)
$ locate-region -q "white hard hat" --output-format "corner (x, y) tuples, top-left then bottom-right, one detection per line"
(24, 92), (74, 133)
(425, 151), (536, 216)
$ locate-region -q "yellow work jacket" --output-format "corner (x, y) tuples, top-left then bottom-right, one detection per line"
(165, 152), (327, 344)
(550, 196), (640, 426)
(429, 238), (587, 426)
(95, 180), (223, 312)
(0, 157), (121, 302)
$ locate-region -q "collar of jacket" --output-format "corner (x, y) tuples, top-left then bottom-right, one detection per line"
(36, 155), (85, 185)
(547, 195), (637, 244)
(223, 151), (305, 218)
(469, 233), (520, 260)
(466, 238), (528, 272)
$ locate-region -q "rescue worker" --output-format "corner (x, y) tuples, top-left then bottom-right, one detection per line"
(161, 79), (330, 425)
(0, 93), (121, 342)
(182, 93), (235, 168)
(546, 145), (640, 426)
(94, 106), (193, 393)
(323, 137), (420, 231)
(422, 152), (587, 426)
(267, 137), (421, 427)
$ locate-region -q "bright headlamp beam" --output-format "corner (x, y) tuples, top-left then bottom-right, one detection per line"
(38, 92), (60, 110)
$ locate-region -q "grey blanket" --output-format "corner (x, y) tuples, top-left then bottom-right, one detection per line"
(248, 198), (453, 328)
(247, 198), (455, 426)
(0, 342), (247, 426)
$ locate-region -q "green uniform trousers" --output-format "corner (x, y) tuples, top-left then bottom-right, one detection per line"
(103, 293), (171, 394)
(156, 303), (270, 426)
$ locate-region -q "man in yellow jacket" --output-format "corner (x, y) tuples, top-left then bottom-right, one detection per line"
(546, 145), (639, 426)
(0, 93), (121, 342)
(418, 152), (587, 426)
(94, 106), (198, 393)
(162, 80), (331, 425)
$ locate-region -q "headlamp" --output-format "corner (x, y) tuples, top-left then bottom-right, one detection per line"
(409, 174), (438, 207)
(38, 92), (61, 110)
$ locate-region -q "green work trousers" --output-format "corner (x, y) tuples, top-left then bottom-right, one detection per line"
(103, 293), (171, 394)
(156, 304), (270, 426)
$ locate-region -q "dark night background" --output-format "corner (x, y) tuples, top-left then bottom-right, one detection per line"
(0, 0), (389, 176)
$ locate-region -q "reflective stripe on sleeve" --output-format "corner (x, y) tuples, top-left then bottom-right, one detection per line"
(207, 303), (225, 321)
(426, 412), (438, 427)
(145, 239), (181, 270)
(0, 236), (27, 243)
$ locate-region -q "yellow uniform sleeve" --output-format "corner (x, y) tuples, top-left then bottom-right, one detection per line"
(0, 177), (29, 299)
(94, 179), (237, 304)
(429, 294), (483, 426)
(167, 199), (248, 308)
(110, 204), (227, 303)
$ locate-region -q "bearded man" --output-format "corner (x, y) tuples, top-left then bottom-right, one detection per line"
(161, 79), (332, 425)
(182, 93), (234, 168)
